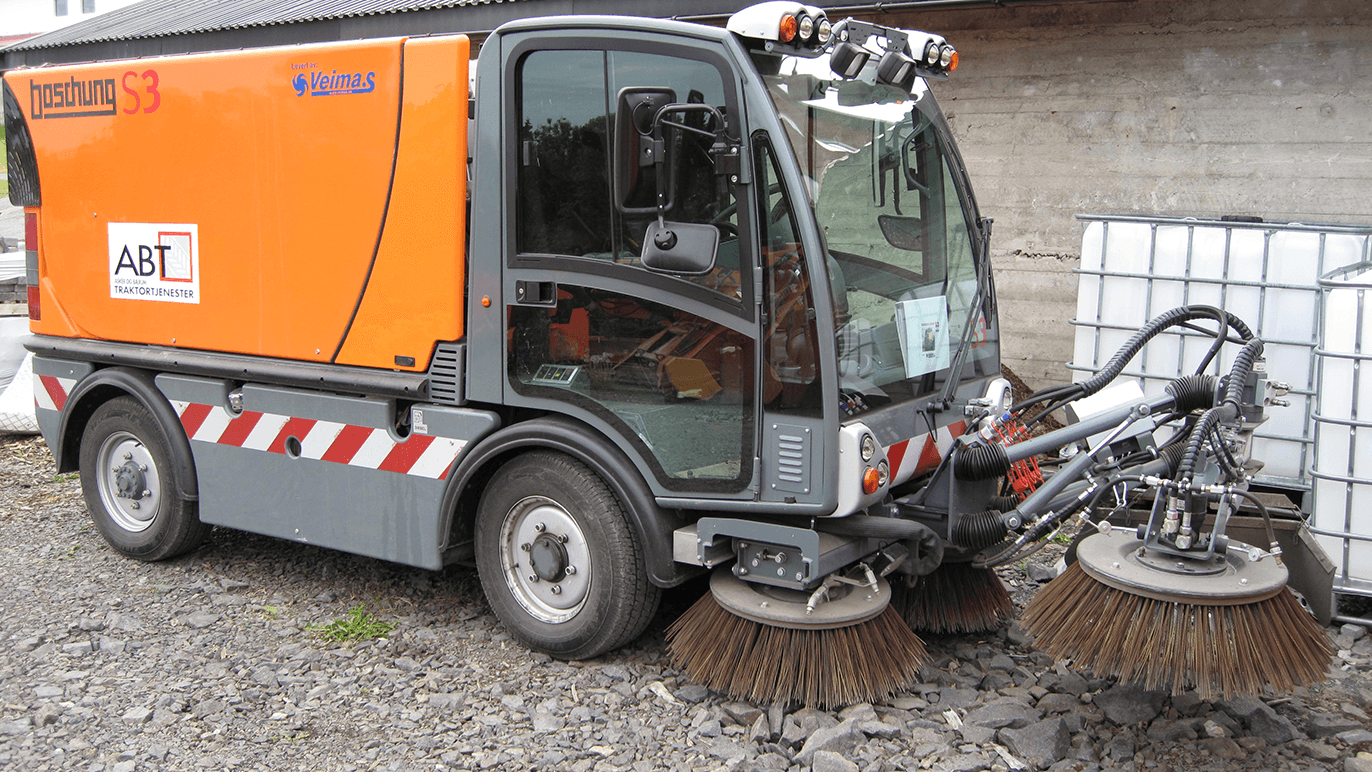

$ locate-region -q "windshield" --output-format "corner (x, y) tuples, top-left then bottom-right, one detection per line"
(762, 56), (998, 409)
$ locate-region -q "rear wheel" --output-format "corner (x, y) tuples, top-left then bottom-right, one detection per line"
(79, 397), (208, 561)
(475, 451), (659, 659)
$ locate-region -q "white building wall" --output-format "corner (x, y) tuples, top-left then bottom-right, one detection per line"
(0, 0), (143, 39)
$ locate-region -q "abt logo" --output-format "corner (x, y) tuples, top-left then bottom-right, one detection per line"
(107, 223), (200, 304)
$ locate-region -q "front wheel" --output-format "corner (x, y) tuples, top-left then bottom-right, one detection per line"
(79, 396), (209, 561)
(475, 451), (660, 660)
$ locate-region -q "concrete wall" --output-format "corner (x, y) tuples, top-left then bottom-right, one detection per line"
(854, 0), (1371, 388)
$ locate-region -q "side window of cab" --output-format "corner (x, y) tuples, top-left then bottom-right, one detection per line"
(515, 48), (742, 299)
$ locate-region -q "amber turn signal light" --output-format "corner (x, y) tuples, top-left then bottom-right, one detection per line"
(779, 14), (798, 43)
(862, 467), (881, 495)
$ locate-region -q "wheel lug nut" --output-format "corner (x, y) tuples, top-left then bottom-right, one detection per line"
(142, 490), (151, 498)
(564, 565), (577, 576)
(557, 533), (569, 543)
(123, 453), (132, 460)
(527, 574), (538, 583)
(139, 465), (148, 472)
(111, 467), (120, 474)
(550, 585), (562, 595)
(534, 523), (546, 533)
(520, 543), (532, 552)
(131, 502), (140, 510)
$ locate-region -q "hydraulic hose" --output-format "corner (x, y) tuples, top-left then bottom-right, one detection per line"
(1164, 374), (1219, 414)
(1223, 338), (1265, 407)
(954, 442), (1011, 481)
(1078, 306), (1253, 398)
(1157, 441), (1188, 478)
(1018, 306), (1251, 429)
(1176, 338), (1264, 483)
(989, 495), (1022, 513)
(950, 509), (1009, 551)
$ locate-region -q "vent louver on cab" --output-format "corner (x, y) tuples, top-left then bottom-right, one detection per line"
(427, 342), (465, 405)
(3, 81), (41, 207)
(767, 422), (812, 495)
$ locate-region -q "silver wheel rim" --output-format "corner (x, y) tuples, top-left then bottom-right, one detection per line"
(498, 495), (591, 624)
(95, 431), (161, 533)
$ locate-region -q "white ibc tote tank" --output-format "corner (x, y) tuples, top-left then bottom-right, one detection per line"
(1312, 262), (1372, 595)
(1074, 215), (1372, 491)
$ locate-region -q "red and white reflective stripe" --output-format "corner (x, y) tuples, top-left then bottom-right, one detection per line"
(887, 420), (967, 486)
(171, 401), (465, 480)
(34, 374), (76, 413)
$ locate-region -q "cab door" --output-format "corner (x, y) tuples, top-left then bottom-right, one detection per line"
(495, 32), (759, 497)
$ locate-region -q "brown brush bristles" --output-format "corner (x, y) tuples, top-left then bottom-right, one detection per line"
(893, 563), (1015, 634)
(1021, 562), (1335, 701)
(665, 595), (928, 708)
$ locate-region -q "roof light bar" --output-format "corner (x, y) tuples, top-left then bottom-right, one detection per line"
(727, 3), (960, 80)
(726, 2), (830, 55)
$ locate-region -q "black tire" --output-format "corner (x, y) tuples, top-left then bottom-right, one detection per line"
(475, 451), (660, 660)
(79, 396), (209, 561)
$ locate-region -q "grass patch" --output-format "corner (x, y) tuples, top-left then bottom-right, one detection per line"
(309, 605), (397, 643)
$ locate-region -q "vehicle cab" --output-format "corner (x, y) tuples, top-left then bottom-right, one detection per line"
(467, 1), (1002, 530)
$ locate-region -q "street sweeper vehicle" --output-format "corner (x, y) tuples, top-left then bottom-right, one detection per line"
(5, 2), (1331, 707)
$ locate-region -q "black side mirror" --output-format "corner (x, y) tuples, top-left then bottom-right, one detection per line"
(614, 87), (677, 214)
(613, 91), (734, 276)
(641, 221), (719, 275)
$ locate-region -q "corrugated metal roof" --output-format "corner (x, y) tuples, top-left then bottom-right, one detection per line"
(4, 0), (531, 52)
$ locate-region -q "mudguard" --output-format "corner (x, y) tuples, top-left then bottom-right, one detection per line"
(56, 367), (198, 500)
(442, 415), (703, 588)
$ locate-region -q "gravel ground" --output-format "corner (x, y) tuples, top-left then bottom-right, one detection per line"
(2, 433), (1372, 772)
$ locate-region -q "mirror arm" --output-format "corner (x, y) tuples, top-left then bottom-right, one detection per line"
(650, 103), (729, 141)
(648, 103), (735, 231)
(658, 116), (718, 140)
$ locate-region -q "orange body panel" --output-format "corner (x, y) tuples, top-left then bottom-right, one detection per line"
(336, 36), (469, 370)
(6, 35), (469, 369)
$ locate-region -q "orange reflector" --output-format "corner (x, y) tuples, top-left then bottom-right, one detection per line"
(779, 15), (798, 43)
(947, 51), (959, 72)
(862, 467), (880, 495)
(27, 286), (40, 321)
(24, 211), (37, 248)
(481, 296), (491, 307)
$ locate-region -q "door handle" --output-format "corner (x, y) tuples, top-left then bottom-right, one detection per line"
(514, 280), (557, 306)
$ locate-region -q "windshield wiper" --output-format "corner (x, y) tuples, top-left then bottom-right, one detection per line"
(930, 217), (993, 412)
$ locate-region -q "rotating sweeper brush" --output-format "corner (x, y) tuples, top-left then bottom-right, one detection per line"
(667, 569), (927, 708)
(892, 561), (1014, 635)
(1023, 528), (1332, 700)
(666, 515), (943, 708)
(1010, 307), (1334, 699)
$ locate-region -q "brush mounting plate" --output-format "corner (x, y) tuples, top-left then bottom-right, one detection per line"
(708, 567), (891, 630)
(1076, 531), (1287, 605)
(1133, 547), (1229, 577)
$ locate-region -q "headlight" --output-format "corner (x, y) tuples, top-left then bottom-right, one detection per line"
(861, 434), (876, 462)
(798, 14), (814, 41)
(817, 19), (832, 43)
(877, 460), (890, 487)
(924, 41), (940, 65)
